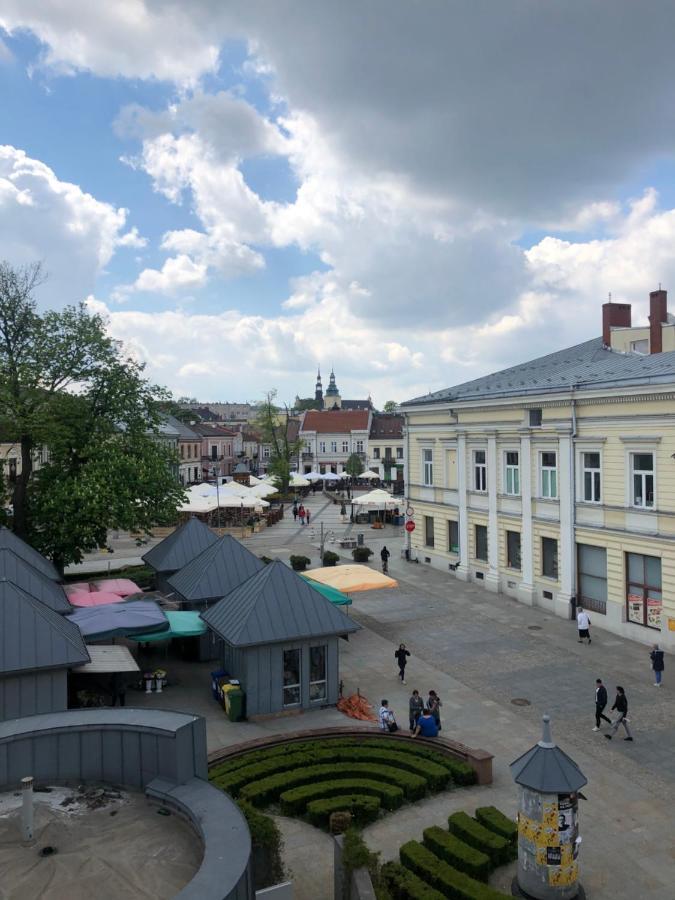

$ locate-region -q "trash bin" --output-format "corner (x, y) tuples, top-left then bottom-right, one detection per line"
(210, 669), (228, 701)
(357, 532), (364, 546)
(224, 687), (245, 722)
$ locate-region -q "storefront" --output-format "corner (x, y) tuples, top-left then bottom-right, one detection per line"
(626, 552), (662, 630)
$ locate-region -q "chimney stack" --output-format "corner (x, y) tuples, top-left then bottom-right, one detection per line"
(649, 289), (668, 354)
(602, 300), (631, 347)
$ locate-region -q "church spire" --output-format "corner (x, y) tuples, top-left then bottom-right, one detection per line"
(315, 367), (323, 408)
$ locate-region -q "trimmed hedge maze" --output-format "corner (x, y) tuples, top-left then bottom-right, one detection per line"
(209, 737), (475, 828)
(381, 805), (518, 900)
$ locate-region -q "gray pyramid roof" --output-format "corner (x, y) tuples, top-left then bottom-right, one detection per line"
(0, 582), (89, 675)
(142, 517), (218, 574)
(510, 716), (587, 793)
(0, 527), (59, 581)
(201, 560), (361, 647)
(0, 549), (71, 613)
(403, 337), (675, 406)
(167, 534), (265, 605)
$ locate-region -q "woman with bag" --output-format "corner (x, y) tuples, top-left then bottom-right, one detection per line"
(379, 699), (398, 732)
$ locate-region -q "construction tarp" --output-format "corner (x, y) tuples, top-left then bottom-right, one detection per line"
(66, 601), (169, 641)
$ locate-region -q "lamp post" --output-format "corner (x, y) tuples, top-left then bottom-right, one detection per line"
(212, 466), (221, 529)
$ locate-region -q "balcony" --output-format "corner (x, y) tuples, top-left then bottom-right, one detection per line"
(302, 452), (314, 459)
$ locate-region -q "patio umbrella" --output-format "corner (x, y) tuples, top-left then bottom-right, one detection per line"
(299, 575), (352, 605)
(179, 493), (218, 514)
(91, 578), (142, 597)
(247, 475), (265, 486)
(128, 610), (206, 642)
(320, 472), (342, 481)
(304, 564), (398, 593)
(68, 591), (128, 608)
(303, 471), (324, 481)
(352, 488), (399, 508)
(360, 470), (381, 480)
(66, 601), (169, 641)
(249, 482), (278, 498)
(290, 473), (311, 487)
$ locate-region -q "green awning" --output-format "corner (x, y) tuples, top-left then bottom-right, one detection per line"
(129, 610), (207, 642)
(300, 575), (352, 606)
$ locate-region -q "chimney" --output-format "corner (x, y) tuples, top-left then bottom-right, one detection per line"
(602, 300), (631, 347)
(649, 288), (668, 354)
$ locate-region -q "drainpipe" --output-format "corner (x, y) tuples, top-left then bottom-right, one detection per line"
(404, 412), (411, 559)
(570, 387), (578, 608)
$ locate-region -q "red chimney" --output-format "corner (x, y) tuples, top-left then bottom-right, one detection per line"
(649, 289), (667, 354)
(602, 301), (631, 347)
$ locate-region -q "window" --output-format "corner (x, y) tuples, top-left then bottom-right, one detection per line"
(475, 524), (488, 561)
(631, 339), (649, 354)
(540, 451), (557, 499)
(356, 440), (364, 453)
(577, 544), (607, 615)
(282, 648), (301, 707)
(627, 553), (662, 629)
(342, 440), (349, 453)
(396, 447), (403, 459)
(319, 441), (326, 453)
(373, 447), (380, 459)
(211, 445), (218, 461)
(330, 440), (337, 453)
(193, 467), (198, 481)
(473, 450), (487, 492)
(180, 444), (185, 458)
(504, 451), (520, 495)
(542, 537), (558, 579)
(196, 444), (201, 458)
(309, 645), (327, 701)
(506, 531), (521, 570)
(263, 446), (270, 458)
(448, 520), (459, 554)
(582, 452), (601, 502)
(385, 447), (392, 460)
(529, 408), (542, 426)
(424, 516), (435, 547)
(423, 449), (433, 486)
(187, 444), (191, 459)
(631, 453), (654, 508)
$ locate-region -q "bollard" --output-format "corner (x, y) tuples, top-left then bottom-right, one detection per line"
(21, 776), (34, 844)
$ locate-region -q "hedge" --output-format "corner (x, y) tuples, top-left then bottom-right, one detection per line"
(280, 778), (404, 815)
(381, 861), (446, 900)
(447, 812), (511, 867)
(239, 762), (427, 807)
(400, 841), (510, 900)
(212, 746), (450, 796)
(474, 807), (518, 849)
(422, 826), (490, 882)
(236, 800), (285, 888)
(306, 794), (381, 828)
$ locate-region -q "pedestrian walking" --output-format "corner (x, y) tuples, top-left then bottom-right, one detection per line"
(427, 690), (442, 731)
(651, 643), (665, 686)
(592, 678), (611, 731)
(381, 545), (390, 574)
(379, 699), (398, 732)
(394, 643), (410, 684)
(306, 509), (311, 525)
(298, 504), (306, 525)
(576, 606), (592, 644)
(408, 689), (424, 733)
(604, 686), (633, 741)
(292, 506), (298, 522)
(412, 708), (438, 739)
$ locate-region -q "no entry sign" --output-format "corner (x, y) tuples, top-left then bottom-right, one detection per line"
(405, 520), (416, 533)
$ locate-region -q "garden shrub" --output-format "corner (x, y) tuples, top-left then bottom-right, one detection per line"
(381, 861), (446, 900)
(236, 800), (285, 888)
(289, 555), (311, 571)
(322, 550), (340, 566)
(474, 807), (517, 849)
(447, 812), (511, 867)
(352, 546), (374, 562)
(280, 778), (404, 815)
(400, 841), (510, 900)
(306, 795), (381, 829)
(422, 826), (490, 882)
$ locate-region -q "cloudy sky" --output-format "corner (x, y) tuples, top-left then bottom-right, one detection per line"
(2, 2), (675, 407)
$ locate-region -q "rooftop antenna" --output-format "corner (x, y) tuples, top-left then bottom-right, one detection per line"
(608, 292), (612, 303)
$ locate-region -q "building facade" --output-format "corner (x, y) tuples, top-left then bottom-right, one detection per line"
(402, 291), (675, 651)
(192, 424), (236, 481)
(164, 415), (202, 486)
(299, 409), (372, 474)
(368, 414), (406, 487)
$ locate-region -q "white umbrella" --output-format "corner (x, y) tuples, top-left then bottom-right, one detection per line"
(290, 473), (311, 487)
(321, 471), (342, 481)
(179, 494), (218, 514)
(250, 482), (278, 498)
(352, 488), (399, 509)
(303, 470), (324, 481)
(360, 470), (381, 480)
(248, 475), (265, 486)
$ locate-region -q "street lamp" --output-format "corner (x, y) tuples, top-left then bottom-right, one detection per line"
(212, 466), (221, 529)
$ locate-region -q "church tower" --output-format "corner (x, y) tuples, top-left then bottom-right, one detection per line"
(325, 368), (342, 409)
(314, 368), (323, 409)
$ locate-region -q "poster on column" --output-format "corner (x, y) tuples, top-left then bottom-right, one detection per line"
(557, 795), (577, 845)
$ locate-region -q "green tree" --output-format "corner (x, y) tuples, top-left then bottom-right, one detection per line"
(382, 400), (398, 413)
(294, 396), (319, 412)
(0, 260), (185, 570)
(345, 452), (365, 478)
(254, 390), (302, 495)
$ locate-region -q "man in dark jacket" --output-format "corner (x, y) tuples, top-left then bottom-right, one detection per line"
(395, 643), (410, 684)
(651, 644), (665, 686)
(408, 689), (424, 733)
(604, 686), (633, 741)
(593, 678), (611, 731)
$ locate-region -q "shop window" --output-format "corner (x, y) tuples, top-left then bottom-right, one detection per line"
(424, 516), (435, 548)
(506, 531), (521, 570)
(475, 524), (488, 561)
(448, 520), (459, 554)
(282, 648), (301, 707)
(473, 450), (487, 492)
(309, 645), (327, 701)
(577, 544), (607, 615)
(542, 537), (558, 579)
(626, 552), (662, 630)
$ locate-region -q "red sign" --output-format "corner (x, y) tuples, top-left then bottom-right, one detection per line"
(405, 520), (416, 533)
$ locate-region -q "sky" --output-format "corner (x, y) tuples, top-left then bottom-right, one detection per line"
(3, 2), (675, 408)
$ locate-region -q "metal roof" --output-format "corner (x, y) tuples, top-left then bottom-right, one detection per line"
(0, 527), (60, 581)
(403, 337), (675, 406)
(0, 549), (71, 613)
(510, 716), (587, 793)
(142, 518), (218, 574)
(201, 559), (361, 647)
(163, 414), (202, 441)
(166, 534), (265, 604)
(0, 582), (89, 675)
(72, 644), (140, 674)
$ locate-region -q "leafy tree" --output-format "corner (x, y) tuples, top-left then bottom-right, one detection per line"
(382, 400), (398, 413)
(294, 396), (319, 412)
(0, 261), (185, 570)
(345, 453), (365, 478)
(254, 390), (302, 494)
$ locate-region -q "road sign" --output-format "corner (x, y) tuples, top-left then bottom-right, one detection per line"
(405, 520), (416, 533)
(405, 505), (414, 516)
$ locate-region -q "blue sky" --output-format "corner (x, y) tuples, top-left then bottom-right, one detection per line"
(2, 3), (675, 405)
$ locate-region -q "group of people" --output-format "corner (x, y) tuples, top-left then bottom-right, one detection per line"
(378, 689), (442, 739)
(291, 502), (310, 525)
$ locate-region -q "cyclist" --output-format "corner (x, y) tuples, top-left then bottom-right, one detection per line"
(380, 545), (391, 573)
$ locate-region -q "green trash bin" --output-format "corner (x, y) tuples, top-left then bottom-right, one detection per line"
(224, 687), (245, 722)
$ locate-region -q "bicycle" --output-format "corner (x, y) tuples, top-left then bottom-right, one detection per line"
(381, 557), (389, 574)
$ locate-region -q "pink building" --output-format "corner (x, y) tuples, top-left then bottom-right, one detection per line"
(192, 424), (236, 480)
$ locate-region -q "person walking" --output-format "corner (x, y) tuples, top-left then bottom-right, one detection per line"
(593, 678), (611, 731)
(408, 689), (424, 734)
(292, 505), (298, 523)
(604, 686), (633, 741)
(576, 606), (592, 644)
(412, 708), (438, 739)
(381, 545), (391, 574)
(395, 643), (410, 684)
(379, 699), (397, 732)
(651, 644), (665, 686)
(298, 504), (306, 525)
(306, 509), (311, 525)
(427, 690), (442, 731)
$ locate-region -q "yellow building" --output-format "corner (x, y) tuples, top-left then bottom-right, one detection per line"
(401, 290), (675, 650)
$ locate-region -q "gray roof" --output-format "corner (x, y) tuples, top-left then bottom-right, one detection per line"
(510, 716), (587, 793)
(201, 560), (361, 647)
(0, 549), (71, 613)
(0, 582), (89, 675)
(167, 535), (264, 605)
(164, 414), (201, 441)
(403, 337), (675, 406)
(0, 527), (59, 581)
(142, 518), (218, 574)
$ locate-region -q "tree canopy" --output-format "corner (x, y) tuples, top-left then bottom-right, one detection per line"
(254, 390), (302, 494)
(0, 261), (185, 570)
(345, 452), (365, 478)
(382, 400), (398, 413)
